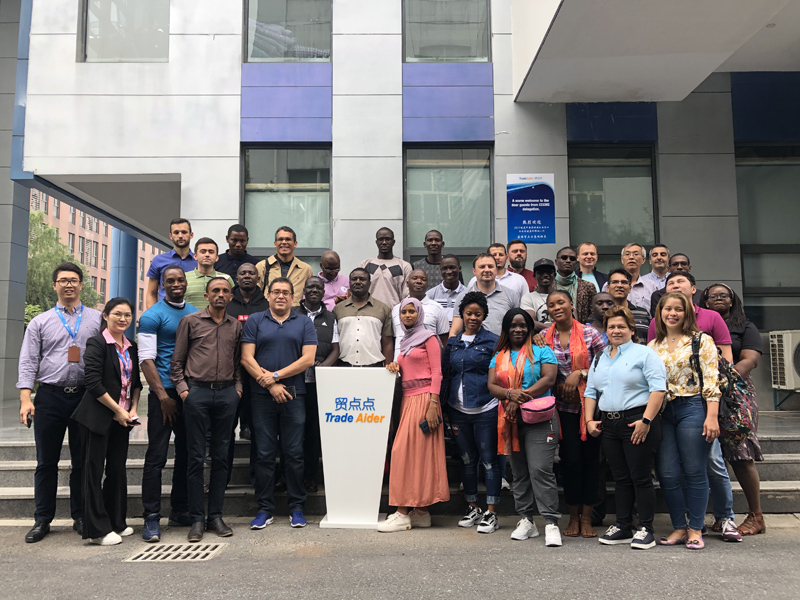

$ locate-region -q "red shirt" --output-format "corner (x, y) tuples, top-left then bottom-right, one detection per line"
(509, 267), (537, 292)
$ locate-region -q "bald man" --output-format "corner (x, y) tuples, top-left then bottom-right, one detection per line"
(318, 251), (350, 311)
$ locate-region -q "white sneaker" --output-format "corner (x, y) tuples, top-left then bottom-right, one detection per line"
(545, 524), (562, 547)
(408, 509), (431, 528)
(510, 517), (539, 540)
(116, 527), (134, 537)
(476, 511), (499, 534)
(458, 505), (483, 528)
(90, 531), (122, 546)
(377, 512), (411, 533)
(501, 478), (511, 491)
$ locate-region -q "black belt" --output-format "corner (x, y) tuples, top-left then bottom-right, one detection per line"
(188, 379), (235, 390)
(340, 361), (384, 368)
(601, 407), (646, 420)
(40, 383), (84, 395)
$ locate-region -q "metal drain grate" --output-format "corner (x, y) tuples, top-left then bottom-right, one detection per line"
(125, 543), (227, 563)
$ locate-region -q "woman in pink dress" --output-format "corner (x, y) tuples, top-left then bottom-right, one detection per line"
(378, 298), (450, 532)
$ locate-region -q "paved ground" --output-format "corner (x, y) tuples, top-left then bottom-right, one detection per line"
(1, 514), (799, 600)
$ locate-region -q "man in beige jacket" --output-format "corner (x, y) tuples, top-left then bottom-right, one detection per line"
(255, 226), (312, 307)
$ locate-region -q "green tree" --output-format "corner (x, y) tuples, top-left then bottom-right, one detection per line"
(27, 211), (103, 309)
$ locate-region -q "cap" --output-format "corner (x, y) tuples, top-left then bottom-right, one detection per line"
(533, 258), (556, 272)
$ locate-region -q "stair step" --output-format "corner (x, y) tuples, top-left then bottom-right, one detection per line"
(0, 481), (797, 519)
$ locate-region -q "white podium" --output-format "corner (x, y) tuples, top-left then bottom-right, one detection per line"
(315, 367), (396, 529)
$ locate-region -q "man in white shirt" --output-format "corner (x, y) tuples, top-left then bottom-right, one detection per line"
(466, 243), (528, 301)
(426, 255), (466, 326)
(452, 254), (522, 336)
(392, 270), (449, 360)
(639, 244), (669, 289)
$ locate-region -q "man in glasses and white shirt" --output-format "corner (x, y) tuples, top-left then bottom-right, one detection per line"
(18, 262), (103, 544)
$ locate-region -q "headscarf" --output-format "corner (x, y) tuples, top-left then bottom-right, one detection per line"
(398, 298), (437, 357)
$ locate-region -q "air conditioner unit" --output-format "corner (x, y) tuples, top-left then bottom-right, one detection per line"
(770, 331), (800, 390)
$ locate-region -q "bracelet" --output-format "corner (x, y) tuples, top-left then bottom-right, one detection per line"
(506, 389), (511, 399)
(429, 398), (439, 404)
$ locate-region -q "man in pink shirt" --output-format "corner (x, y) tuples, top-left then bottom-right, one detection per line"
(646, 271), (732, 361)
(318, 251), (349, 311)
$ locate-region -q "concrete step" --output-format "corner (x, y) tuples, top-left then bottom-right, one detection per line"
(0, 480), (797, 520)
(758, 436), (800, 455)
(0, 440), (253, 462)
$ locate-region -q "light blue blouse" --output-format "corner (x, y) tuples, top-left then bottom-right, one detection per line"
(584, 340), (667, 412)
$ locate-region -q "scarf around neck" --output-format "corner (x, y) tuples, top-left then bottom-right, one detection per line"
(545, 319), (591, 441)
(494, 342), (536, 455)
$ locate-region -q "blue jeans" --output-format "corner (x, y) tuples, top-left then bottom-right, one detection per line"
(251, 392), (306, 513)
(656, 396), (712, 531)
(707, 439), (735, 521)
(448, 406), (501, 505)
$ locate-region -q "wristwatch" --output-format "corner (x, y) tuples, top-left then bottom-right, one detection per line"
(580, 369), (588, 379)
(642, 416), (652, 426)
(273, 371), (280, 382)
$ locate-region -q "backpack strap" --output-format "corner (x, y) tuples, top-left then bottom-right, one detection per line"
(690, 332), (705, 397)
(593, 351), (602, 371)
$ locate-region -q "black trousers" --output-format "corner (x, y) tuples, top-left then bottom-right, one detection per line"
(558, 410), (600, 507)
(33, 385), (84, 523)
(80, 422), (130, 539)
(600, 409), (662, 532)
(183, 385), (239, 523)
(141, 389), (188, 518)
(227, 384), (256, 486)
(303, 383), (321, 481)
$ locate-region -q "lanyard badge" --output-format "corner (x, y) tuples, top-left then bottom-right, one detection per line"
(56, 306), (83, 363)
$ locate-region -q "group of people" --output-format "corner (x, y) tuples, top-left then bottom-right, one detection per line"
(17, 220), (765, 551)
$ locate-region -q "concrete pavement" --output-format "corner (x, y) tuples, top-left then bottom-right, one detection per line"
(1, 514), (799, 600)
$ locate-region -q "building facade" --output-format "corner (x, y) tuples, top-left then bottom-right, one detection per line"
(2, 0), (800, 405)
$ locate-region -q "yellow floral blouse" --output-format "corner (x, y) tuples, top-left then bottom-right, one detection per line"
(648, 334), (721, 402)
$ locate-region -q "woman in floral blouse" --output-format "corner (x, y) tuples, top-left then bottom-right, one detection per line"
(649, 292), (720, 550)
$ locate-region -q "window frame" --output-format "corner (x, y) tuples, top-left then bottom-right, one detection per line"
(241, 144), (333, 260)
(243, 0), (333, 64)
(78, 0), (171, 63)
(402, 143), (494, 263)
(402, 0), (492, 64)
(566, 143), (661, 259)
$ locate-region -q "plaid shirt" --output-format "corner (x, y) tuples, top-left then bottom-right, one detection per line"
(548, 323), (607, 413)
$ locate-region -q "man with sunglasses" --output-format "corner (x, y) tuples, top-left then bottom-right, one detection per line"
(554, 246), (595, 323)
(18, 262), (103, 543)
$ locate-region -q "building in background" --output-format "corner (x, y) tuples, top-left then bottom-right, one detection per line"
(29, 189), (161, 311)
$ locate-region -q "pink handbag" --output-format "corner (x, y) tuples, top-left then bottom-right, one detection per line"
(519, 396), (556, 424)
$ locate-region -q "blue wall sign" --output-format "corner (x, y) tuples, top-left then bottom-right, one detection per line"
(506, 174), (556, 244)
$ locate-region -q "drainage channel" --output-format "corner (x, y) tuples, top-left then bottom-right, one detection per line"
(125, 543), (227, 563)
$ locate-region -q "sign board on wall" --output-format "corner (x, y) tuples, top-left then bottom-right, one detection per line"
(506, 174), (556, 244)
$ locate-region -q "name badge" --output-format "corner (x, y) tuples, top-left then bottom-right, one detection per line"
(238, 315), (249, 322)
(67, 346), (80, 363)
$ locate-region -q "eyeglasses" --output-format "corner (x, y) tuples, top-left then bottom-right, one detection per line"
(707, 293), (731, 300)
(558, 255), (577, 261)
(109, 312), (133, 320)
(270, 290), (292, 297)
(56, 278), (80, 287)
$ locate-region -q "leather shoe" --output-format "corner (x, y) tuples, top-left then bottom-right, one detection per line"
(73, 518), (84, 536)
(206, 517), (233, 537)
(25, 521), (50, 543)
(168, 512), (193, 527)
(187, 521), (205, 543)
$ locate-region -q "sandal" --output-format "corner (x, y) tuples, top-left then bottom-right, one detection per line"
(563, 519), (581, 537)
(580, 517), (597, 538)
(659, 534), (688, 546)
(738, 512), (766, 536)
(685, 537), (705, 550)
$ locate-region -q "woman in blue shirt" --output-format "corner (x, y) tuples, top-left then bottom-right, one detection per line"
(441, 292), (500, 534)
(487, 309), (561, 547)
(585, 306), (666, 550)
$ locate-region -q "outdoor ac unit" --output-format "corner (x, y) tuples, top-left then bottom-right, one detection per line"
(770, 331), (800, 390)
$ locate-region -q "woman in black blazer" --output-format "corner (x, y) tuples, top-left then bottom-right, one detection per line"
(71, 297), (141, 545)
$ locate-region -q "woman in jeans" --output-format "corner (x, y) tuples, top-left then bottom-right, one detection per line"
(441, 292), (501, 533)
(585, 306), (666, 550)
(542, 290), (606, 537)
(378, 298), (449, 532)
(488, 309), (561, 546)
(649, 292), (721, 549)
(702, 283), (765, 535)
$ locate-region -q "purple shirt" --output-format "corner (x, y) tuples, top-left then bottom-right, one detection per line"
(17, 303), (103, 389)
(647, 305), (732, 345)
(318, 271), (349, 311)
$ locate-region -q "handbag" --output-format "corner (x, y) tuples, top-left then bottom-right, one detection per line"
(519, 396), (556, 424)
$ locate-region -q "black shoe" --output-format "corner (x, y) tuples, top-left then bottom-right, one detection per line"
(240, 427), (251, 440)
(25, 521), (50, 543)
(275, 477), (287, 493)
(304, 478), (318, 493)
(599, 525), (634, 545)
(72, 518), (84, 536)
(168, 512), (193, 527)
(188, 521), (205, 542)
(206, 517), (233, 537)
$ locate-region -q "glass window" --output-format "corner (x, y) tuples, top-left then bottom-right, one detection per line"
(92, 241), (99, 267)
(102, 244), (108, 270)
(42, 195), (48, 215)
(90, 276), (97, 290)
(68, 233), (75, 255)
(568, 146), (657, 250)
(244, 148), (331, 253)
(53, 198), (60, 219)
(139, 257), (145, 281)
(246, 0), (331, 62)
(100, 278), (106, 299)
(404, 0), (490, 62)
(103, 223), (108, 236)
(405, 148), (491, 254)
(736, 146), (800, 330)
(84, 0), (170, 63)
(138, 288), (144, 312)
(78, 237), (85, 262)
(69, 206), (76, 225)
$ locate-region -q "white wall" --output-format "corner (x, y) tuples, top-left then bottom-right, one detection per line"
(24, 0), (243, 244)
